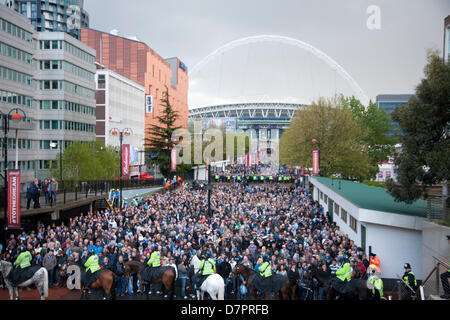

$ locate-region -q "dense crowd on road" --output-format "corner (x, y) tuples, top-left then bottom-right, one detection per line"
(0, 166), (373, 299)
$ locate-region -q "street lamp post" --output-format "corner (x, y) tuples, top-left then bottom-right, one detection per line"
(312, 138), (320, 176)
(207, 163), (211, 217)
(50, 141), (63, 189)
(1, 108), (27, 242)
(110, 128), (132, 209)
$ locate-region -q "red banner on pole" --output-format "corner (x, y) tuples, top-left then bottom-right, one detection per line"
(122, 144), (130, 178)
(312, 150), (319, 176)
(7, 169), (21, 229)
(171, 149), (177, 171)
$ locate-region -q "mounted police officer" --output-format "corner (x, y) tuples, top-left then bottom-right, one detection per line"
(143, 244), (161, 294)
(331, 256), (353, 296)
(7, 245), (32, 286)
(253, 254), (273, 297)
(195, 250), (216, 289)
(82, 249), (102, 291)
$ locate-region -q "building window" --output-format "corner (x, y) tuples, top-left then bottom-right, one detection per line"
(324, 194), (328, 204)
(341, 209), (348, 224)
(319, 190), (323, 201)
(350, 215), (357, 232)
(334, 203), (340, 216)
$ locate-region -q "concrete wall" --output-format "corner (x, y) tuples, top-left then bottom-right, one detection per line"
(422, 221), (450, 279)
(364, 222), (423, 280)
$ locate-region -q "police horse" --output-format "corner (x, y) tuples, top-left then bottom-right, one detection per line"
(189, 253), (225, 300)
(124, 260), (176, 300)
(305, 266), (371, 300)
(0, 260), (49, 300)
(232, 263), (292, 300)
(67, 258), (116, 300)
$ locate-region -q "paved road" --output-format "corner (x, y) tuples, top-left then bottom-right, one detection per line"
(0, 286), (238, 300)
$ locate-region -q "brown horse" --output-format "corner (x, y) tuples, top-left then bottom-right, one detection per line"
(67, 258), (116, 300)
(232, 264), (292, 300)
(124, 261), (176, 300)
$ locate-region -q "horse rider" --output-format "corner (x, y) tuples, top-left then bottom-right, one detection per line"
(402, 263), (418, 299)
(196, 250), (216, 289)
(7, 245), (32, 286)
(331, 256), (353, 297)
(83, 249), (102, 292)
(258, 254), (273, 279)
(369, 270), (384, 300)
(147, 244), (161, 294)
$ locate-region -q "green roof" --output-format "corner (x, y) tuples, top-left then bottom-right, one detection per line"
(313, 177), (427, 218)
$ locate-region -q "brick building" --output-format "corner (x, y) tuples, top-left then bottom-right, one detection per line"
(80, 28), (188, 142)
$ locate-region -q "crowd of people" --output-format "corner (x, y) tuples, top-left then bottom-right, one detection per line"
(25, 177), (59, 210)
(1, 165), (426, 300)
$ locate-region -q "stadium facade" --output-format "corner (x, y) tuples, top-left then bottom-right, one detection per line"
(188, 102), (304, 140)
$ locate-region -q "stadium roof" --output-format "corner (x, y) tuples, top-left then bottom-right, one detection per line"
(312, 177), (427, 218)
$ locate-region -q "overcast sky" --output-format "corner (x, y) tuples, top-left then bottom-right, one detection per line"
(84, 0), (450, 107)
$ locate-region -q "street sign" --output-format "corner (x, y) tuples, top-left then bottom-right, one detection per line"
(146, 95), (153, 113)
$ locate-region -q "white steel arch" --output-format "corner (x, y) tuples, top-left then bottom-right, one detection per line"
(189, 35), (370, 106)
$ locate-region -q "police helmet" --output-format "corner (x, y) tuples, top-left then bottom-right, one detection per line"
(263, 254), (270, 262)
(89, 249), (95, 255)
(404, 263), (411, 269)
(153, 244), (158, 251)
(206, 250), (212, 258)
(19, 245), (26, 252)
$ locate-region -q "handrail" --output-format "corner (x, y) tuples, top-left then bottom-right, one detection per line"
(395, 273), (416, 294)
(432, 256), (450, 269)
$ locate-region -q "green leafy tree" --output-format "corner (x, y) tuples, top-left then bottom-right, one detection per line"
(145, 86), (181, 178)
(50, 141), (119, 180)
(386, 50), (450, 203)
(280, 96), (372, 181)
(342, 95), (397, 177)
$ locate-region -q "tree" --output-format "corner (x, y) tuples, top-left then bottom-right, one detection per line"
(386, 50), (450, 203)
(50, 141), (119, 181)
(144, 86), (181, 178)
(342, 95), (397, 177)
(280, 96), (372, 180)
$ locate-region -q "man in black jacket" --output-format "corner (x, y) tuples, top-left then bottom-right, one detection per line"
(287, 263), (299, 299)
(217, 256), (232, 297)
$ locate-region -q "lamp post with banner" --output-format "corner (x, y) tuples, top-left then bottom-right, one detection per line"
(1, 108), (27, 242)
(110, 128), (132, 208)
(312, 138), (321, 176)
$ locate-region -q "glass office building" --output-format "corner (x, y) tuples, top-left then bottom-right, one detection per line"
(4, 0), (89, 39)
(375, 94), (414, 135)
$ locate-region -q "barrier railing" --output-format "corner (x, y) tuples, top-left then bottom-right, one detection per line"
(419, 256), (450, 300)
(16, 178), (164, 210)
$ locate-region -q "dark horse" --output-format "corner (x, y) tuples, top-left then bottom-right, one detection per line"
(232, 264), (292, 300)
(124, 261), (176, 300)
(305, 267), (370, 300)
(67, 258), (116, 300)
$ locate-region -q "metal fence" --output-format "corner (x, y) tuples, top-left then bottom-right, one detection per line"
(8, 178), (165, 209)
(390, 276), (418, 300)
(427, 195), (450, 223)
(419, 256), (450, 300)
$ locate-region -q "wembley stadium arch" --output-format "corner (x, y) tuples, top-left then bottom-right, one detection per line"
(188, 35), (369, 161)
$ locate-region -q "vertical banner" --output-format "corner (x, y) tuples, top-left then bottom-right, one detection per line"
(245, 153), (249, 168)
(171, 148), (177, 172)
(7, 169), (21, 229)
(122, 144), (130, 178)
(312, 150), (319, 176)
